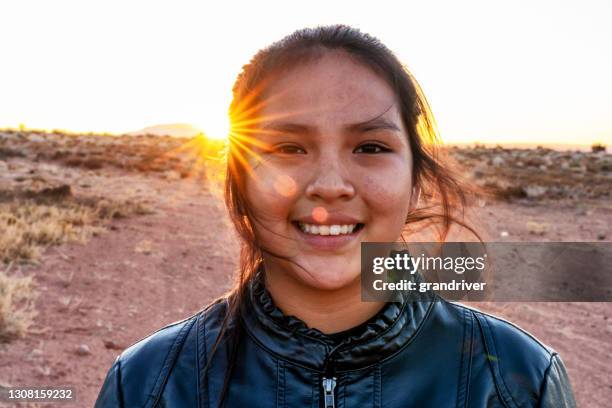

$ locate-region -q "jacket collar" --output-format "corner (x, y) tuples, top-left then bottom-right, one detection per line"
(240, 263), (435, 372)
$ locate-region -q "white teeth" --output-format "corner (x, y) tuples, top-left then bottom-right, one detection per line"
(297, 222), (359, 236)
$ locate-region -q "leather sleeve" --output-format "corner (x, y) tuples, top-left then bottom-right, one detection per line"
(538, 354), (576, 408)
(94, 356), (124, 408)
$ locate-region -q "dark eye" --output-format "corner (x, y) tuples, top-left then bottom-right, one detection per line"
(274, 145), (306, 154)
(354, 143), (391, 154)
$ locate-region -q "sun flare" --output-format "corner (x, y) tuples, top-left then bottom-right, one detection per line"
(200, 114), (231, 141)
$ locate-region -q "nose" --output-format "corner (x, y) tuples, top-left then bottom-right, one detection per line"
(305, 157), (355, 202)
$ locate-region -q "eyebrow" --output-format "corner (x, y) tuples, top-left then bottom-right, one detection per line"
(259, 116), (401, 134)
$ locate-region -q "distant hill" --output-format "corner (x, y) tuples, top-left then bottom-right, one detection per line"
(127, 123), (203, 138)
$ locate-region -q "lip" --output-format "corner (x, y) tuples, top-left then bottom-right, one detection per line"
(291, 219), (364, 251)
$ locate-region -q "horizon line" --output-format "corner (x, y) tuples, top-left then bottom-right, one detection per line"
(0, 126), (606, 150)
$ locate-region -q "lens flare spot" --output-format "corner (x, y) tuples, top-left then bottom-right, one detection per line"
(273, 175), (297, 197)
(311, 206), (328, 223)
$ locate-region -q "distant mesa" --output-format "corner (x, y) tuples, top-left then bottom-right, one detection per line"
(127, 123), (203, 138)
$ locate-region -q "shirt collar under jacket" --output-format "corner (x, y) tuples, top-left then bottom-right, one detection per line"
(239, 262), (436, 373)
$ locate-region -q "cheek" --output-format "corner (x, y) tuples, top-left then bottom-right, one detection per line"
(245, 172), (299, 223)
(358, 166), (413, 216)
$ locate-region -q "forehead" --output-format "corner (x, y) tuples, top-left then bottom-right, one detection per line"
(257, 50), (400, 126)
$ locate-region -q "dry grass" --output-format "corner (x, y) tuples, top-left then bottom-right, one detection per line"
(0, 185), (154, 264)
(449, 145), (612, 201)
(0, 185), (154, 342)
(0, 265), (38, 342)
(1, 129), (227, 183)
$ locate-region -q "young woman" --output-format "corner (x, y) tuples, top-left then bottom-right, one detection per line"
(95, 25), (576, 407)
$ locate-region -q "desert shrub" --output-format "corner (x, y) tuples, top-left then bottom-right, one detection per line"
(482, 181), (527, 200)
(81, 157), (104, 170)
(0, 147), (26, 159)
(0, 199), (100, 263)
(591, 143), (606, 153)
(0, 268), (38, 342)
(0, 185), (154, 264)
(63, 156), (83, 168)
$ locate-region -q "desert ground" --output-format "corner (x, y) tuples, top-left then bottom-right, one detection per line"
(0, 130), (610, 407)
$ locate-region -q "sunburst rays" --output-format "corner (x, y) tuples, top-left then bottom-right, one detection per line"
(145, 83), (319, 200)
(225, 85), (317, 191)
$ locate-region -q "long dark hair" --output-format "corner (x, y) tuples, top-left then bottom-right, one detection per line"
(202, 24), (483, 407)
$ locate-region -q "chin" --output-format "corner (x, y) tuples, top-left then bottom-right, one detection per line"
(296, 261), (360, 291)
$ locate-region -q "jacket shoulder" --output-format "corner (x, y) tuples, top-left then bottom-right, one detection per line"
(94, 313), (200, 407)
(446, 302), (575, 407)
(95, 299), (231, 407)
(469, 304), (554, 361)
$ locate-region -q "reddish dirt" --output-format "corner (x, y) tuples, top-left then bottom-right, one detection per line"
(0, 168), (610, 407)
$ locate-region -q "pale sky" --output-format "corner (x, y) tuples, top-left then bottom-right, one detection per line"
(0, 0), (610, 146)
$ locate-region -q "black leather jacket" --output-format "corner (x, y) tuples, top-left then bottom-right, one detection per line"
(95, 269), (576, 407)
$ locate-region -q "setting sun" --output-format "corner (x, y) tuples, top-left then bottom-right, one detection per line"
(200, 112), (231, 141)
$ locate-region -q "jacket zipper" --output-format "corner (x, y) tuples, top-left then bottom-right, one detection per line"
(321, 376), (337, 408)
(321, 343), (343, 408)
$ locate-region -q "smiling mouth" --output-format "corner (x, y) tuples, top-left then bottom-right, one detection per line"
(292, 221), (365, 236)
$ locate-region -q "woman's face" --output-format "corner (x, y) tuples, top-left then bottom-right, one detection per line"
(243, 50), (418, 290)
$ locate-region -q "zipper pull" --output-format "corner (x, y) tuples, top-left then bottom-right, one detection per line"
(322, 376), (337, 408)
